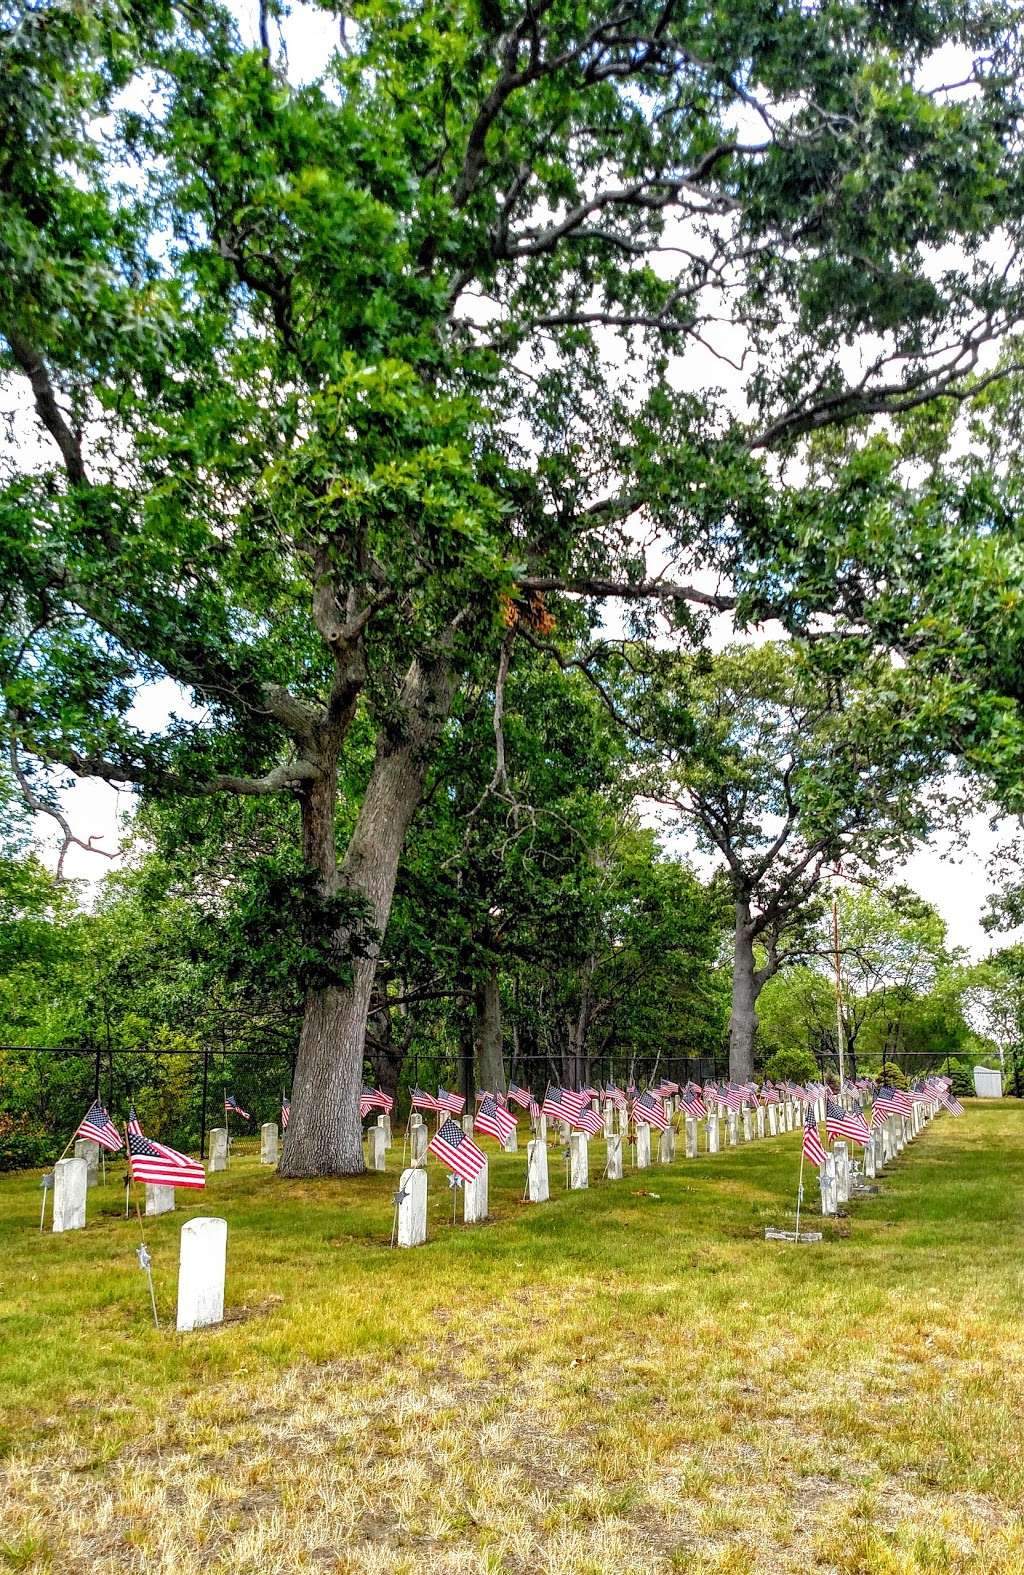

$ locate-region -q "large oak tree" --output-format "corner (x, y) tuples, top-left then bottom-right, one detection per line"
(3, 0), (1024, 1171)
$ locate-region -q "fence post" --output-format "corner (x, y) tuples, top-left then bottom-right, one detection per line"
(93, 1045), (101, 1102)
(200, 1047), (210, 1162)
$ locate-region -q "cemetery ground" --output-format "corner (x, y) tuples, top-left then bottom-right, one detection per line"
(2, 1108), (1024, 1574)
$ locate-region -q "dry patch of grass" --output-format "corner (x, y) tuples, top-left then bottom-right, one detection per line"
(3, 1109), (1024, 1571)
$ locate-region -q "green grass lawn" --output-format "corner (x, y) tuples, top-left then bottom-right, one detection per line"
(2, 1105), (1023, 1573)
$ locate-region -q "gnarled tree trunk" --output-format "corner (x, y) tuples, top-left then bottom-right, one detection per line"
(729, 902), (759, 1083)
(474, 960), (505, 1092)
(281, 654), (457, 1177)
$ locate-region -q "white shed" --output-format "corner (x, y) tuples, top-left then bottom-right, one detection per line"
(973, 1066), (1003, 1098)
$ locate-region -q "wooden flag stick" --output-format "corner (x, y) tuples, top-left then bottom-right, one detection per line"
(794, 1142), (807, 1242)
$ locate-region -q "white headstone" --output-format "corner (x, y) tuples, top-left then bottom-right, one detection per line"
(863, 1133), (876, 1180)
(833, 1141), (850, 1203)
(527, 1138), (549, 1201)
(685, 1116), (697, 1158)
(819, 1155), (838, 1217)
(755, 1105), (765, 1139)
(569, 1131), (589, 1189)
(464, 1159), (488, 1223)
(767, 1103), (778, 1136)
(741, 1108), (753, 1143)
(52, 1156), (87, 1232)
(659, 1123), (674, 1164)
(367, 1125), (387, 1171)
(617, 1104), (629, 1137)
(707, 1115), (720, 1153)
(410, 1122), (428, 1167)
(145, 1183), (175, 1216)
(409, 1112), (424, 1129)
(74, 1138), (100, 1187)
(207, 1127), (228, 1173)
(502, 1125), (518, 1153)
(461, 1113), (474, 1135)
(176, 1216), (227, 1332)
(606, 1133), (623, 1180)
(396, 1166), (427, 1247)
(603, 1101), (615, 1138)
(260, 1122), (278, 1164)
(378, 1112), (393, 1149)
(537, 1112), (548, 1142)
(727, 1111), (738, 1146)
(635, 1122), (651, 1169)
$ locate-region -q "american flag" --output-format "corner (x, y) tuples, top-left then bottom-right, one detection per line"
(126, 1105), (143, 1136)
(573, 1104), (604, 1136)
(682, 1089), (707, 1119)
(871, 1086), (899, 1122)
(475, 1095), (518, 1144)
(475, 1088), (493, 1105)
(436, 1087), (466, 1115)
(75, 1101), (123, 1152)
(605, 1085), (628, 1111)
(825, 1096), (871, 1147)
(633, 1091), (669, 1131)
(889, 1085), (915, 1115)
(722, 1084), (746, 1113)
(654, 1079), (679, 1099)
(940, 1090), (965, 1116)
(542, 1087), (581, 1123)
(127, 1129), (205, 1189)
(410, 1087), (440, 1114)
(281, 1098), (290, 1130)
(579, 1085), (600, 1101)
(506, 1082), (531, 1109)
(427, 1117), (486, 1183)
(528, 1096), (540, 1121)
(359, 1087), (390, 1119)
(801, 1109), (827, 1169)
(224, 1094), (251, 1120)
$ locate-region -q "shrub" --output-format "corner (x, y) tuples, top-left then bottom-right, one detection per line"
(948, 1059), (975, 1099)
(880, 1062), (909, 1089)
(761, 1047), (819, 1086)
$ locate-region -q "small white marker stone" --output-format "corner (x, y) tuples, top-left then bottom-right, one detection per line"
(396, 1166), (426, 1247)
(569, 1131), (589, 1189)
(502, 1125), (518, 1153)
(742, 1108), (753, 1143)
(635, 1121), (651, 1169)
(819, 1155), (838, 1217)
(606, 1133), (623, 1180)
(707, 1115), (720, 1153)
(685, 1116), (697, 1158)
(367, 1125), (387, 1171)
(833, 1141), (850, 1203)
(52, 1157), (87, 1232)
(378, 1112), (393, 1148)
(464, 1159), (488, 1223)
(207, 1127), (228, 1173)
(74, 1139), (100, 1187)
(767, 1103), (779, 1136)
(410, 1122), (428, 1166)
(527, 1138), (549, 1201)
(145, 1184), (175, 1217)
(727, 1111), (738, 1147)
(260, 1122), (278, 1165)
(176, 1216), (227, 1332)
(659, 1123), (675, 1164)
(755, 1105), (765, 1139)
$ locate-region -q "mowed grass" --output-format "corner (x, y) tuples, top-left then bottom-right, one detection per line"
(2, 1106), (1024, 1574)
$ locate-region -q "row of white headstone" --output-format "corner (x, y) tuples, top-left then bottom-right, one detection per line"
(386, 1094), (829, 1247)
(817, 1094), (939, 1216)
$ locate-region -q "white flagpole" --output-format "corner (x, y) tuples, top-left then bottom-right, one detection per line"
(795, 1140), (806, 1242)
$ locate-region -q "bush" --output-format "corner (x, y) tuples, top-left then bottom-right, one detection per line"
(761, 1047), (819, 1086)
(880, 1062), (908, 1089)
(948, 1059), (975, 1099)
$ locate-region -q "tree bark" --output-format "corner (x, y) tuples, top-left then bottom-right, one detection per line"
(281, 654), (457, 1177)
(729, 902), (760, 1083)
(474, 960), (506, 1092)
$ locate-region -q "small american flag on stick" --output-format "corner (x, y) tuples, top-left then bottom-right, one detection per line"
(436, 1087), (466, 1115)
(825, 1097), (870, 1148)
(427, 1118), (486, 1183)
(224, 1094), (251, 1120)
(127, 1130), (205, 1189)
(281, 1098), (290, 1130)
(75, 1101), (123, 1152)
(802, 1109), (827, 1169)
(506, 1082), (531, 1109)
(633, 1091), (669, 1131)
(474, 1095), (517, 1144)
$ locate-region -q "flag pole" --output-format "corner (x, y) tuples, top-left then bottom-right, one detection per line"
(125, 1126), (159, 1328)
(794, 1139), (806, 1242)
(832, 893), (846, 1093)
